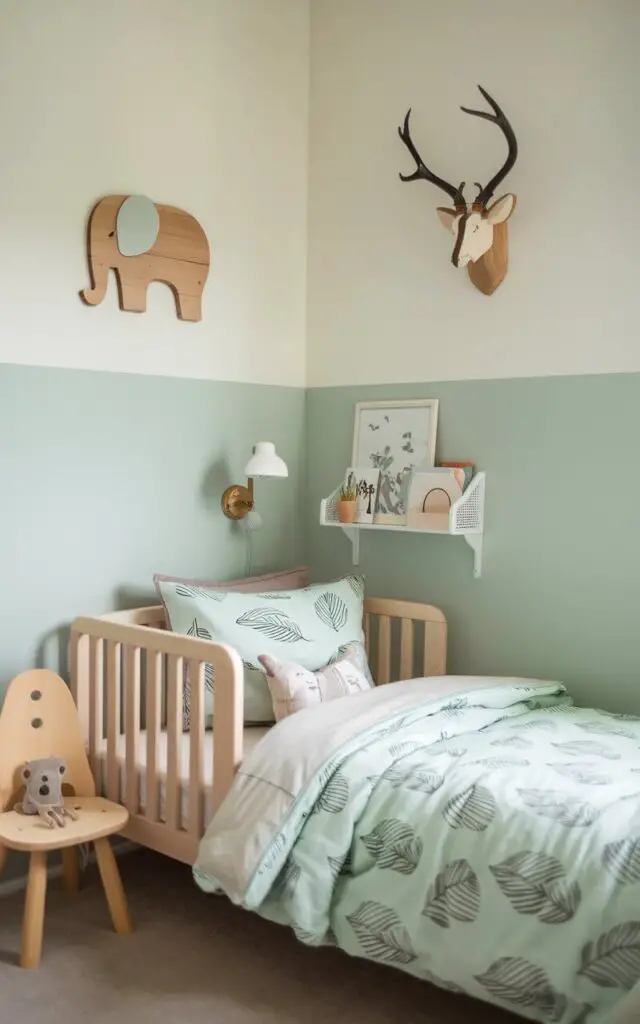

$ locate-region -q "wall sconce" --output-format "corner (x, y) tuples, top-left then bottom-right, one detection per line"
(221, 442), (288, 521)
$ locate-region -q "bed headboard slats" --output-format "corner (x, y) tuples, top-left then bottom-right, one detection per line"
(363, 598), (447, 684)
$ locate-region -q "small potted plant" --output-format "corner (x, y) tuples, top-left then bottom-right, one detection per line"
(338, 478), (358, 523)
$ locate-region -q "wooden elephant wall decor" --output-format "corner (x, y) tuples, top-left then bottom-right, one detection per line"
(398, 86), (518, 296)
(80, 195), (210, 321)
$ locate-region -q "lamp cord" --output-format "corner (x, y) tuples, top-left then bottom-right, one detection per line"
(245, 521), (253, 576)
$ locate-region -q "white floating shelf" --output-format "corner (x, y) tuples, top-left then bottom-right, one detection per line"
(319, 472), (486, 578)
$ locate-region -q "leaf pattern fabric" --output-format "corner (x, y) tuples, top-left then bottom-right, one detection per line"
(387, 740), (423, 758)
(313, 772), (349, 814)
(183, 619), (215, 728)
(577, 721), (636, 740)
(517, 789), (600, 827)
(552, 740), (620, 760)
(579, 922), (640, 990)
(603, 839), (640, 885)
(440, 697), (469, 718)
(423, 859), (480, 927)
(443, 784), (496, 831)
(293, 926), (320, 945)
(490, 851), (581, 923)
(346, 901), (416, 964)
(344, 575), (365, 600)
(491, 736), (532, 749)
(549, 762), (612, 786)
(424, 738), (467, 757)
(361, 819), (423, 875)
(327, 854), (348, 882)
(378, 763), (443, 794)
(472, 757), (530, 769)
(194, 677), (640, 1024)
(475, 957), (568, 1021)
(236, 608), (309, 643)
(514, 719), (557, 732)
(273, 856), (301, 900)
(176, 583), (227, 600)
(314, 591), (348, 632)
(186, 618), (213, 642)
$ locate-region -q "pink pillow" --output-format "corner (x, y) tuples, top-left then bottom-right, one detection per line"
(154, 566), (308, 605)
(258, 645), (372, 722)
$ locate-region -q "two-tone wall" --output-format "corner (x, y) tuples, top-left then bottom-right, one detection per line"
(306, 0), (640, 710)
(3, 0), (639, 714)
(0, 1), (309, 685)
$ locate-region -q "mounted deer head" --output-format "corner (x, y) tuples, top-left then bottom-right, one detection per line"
(398, 86), (518, 295)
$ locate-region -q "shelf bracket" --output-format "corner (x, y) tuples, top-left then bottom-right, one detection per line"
(340, 526), (360, 566)
(464, 533), (483, 579)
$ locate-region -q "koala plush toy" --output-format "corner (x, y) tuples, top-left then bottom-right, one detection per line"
(16, 757), (78, 829)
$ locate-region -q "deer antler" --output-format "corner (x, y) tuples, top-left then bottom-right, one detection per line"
(398, 109), (466, 210)
(460, 86), (518, 209)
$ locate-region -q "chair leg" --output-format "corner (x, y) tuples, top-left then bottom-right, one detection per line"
(21, 851), (48, 969)
(0, 845), (7, 880)
(62, 847), (80, 894)
(94, 838), (132, 935)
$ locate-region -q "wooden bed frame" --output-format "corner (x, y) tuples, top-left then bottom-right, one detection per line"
(69, 594), (447, 866)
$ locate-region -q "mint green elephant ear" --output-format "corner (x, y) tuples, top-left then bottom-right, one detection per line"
(116, 195), (160, 257)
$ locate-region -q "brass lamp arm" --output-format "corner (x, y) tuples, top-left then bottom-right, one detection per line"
(221, 478), (254, 520)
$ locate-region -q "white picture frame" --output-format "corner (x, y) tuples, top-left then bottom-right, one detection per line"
(351, 399), (439, 526)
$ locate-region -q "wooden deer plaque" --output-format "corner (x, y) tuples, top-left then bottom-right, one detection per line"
(398, 86), (518, 295)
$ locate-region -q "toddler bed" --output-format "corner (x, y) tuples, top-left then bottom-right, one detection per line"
(69, 569), (447, 864)
(69, 573), (640, 1023)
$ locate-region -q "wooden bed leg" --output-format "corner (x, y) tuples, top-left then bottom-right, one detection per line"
(21, 851), (48, 969)
(62, 847), (80, 894)
(94, 838), (132, 935)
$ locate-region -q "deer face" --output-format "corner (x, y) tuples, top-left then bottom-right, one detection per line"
(437, 195), (516, 268)
(398, 86), (518, 292)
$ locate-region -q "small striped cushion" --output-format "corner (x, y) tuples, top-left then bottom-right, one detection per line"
(259, 643), (372, 722)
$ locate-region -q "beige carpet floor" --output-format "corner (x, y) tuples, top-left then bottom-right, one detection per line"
(0, 850), (520, 1024)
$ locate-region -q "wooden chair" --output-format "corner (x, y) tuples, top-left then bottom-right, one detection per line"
(0, 669), (132, 968)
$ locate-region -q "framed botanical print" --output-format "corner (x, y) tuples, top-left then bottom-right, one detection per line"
(351, 399), (439, 525)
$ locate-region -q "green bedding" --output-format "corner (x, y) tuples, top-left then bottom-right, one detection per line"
(194, 676), (640, 1024)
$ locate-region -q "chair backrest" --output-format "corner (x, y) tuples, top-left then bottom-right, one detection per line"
(0, 669), (95, 811)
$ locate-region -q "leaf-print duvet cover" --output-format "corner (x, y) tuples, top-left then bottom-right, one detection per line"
(193, 676), (640, 1024)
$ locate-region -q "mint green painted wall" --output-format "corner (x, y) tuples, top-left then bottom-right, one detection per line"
(0, 364), (305, 690)
(4, 366), (638, 713)
(306, 374), (640, 712)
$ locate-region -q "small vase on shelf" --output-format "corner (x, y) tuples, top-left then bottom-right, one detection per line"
(338, 482), (358, 524)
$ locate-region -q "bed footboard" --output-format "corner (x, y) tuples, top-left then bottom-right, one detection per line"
(69, 613), (243, 864)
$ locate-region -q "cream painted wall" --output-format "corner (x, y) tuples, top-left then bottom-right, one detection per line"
(307, 0), (640, 387)
(0, 0), (309, 387)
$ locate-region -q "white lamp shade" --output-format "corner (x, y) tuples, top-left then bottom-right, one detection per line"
(244, 441), (288, 479)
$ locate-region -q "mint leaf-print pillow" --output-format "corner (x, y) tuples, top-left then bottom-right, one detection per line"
(156, 575), (367, 725)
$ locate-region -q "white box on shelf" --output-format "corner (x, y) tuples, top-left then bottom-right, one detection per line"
(406, 468), (465, 531)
